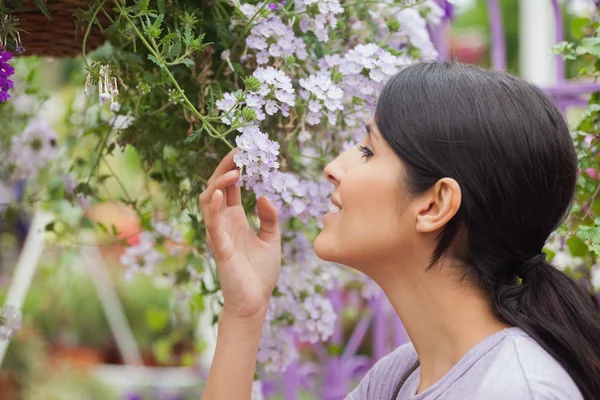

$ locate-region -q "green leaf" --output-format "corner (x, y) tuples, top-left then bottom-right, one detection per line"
(145, 308), (170, 331)
(180, 58), (195, 68)
(184, 25), (192, 47)
(185, 125), (205, 143)
(148, 54), (163, 67)
(164, 38), (182, 61)
(35, 0), (52, 19)
(160, 32), (178, 45)
(576, 37), (600, 57)
(97, 221), (109, 234)
(149, 172), (164, 182)
(153, 14), (165, 30)
(566, 236), (589, 257)
(135, 0), (150, 15)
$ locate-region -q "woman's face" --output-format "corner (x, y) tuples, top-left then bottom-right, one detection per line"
(313, 119), (420, 274)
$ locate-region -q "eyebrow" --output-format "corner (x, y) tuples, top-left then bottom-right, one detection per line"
(365, 123), (379, 141)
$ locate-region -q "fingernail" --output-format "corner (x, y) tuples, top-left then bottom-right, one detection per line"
(225, 170), (238, 178)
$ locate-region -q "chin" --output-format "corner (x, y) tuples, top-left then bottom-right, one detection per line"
(313, 232), (337, 262)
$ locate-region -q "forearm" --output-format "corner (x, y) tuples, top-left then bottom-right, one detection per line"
(201, 310), (266, 400)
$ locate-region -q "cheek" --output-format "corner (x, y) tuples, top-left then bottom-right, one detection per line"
(316, 169), (409, 266)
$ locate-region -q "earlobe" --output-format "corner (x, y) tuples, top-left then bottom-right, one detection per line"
(415, 178), (461, 233)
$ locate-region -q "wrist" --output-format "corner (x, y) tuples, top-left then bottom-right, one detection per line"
(218, 305), (268, 328)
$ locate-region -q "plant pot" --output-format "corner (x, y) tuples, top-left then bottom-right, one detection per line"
(49, 345), (104, 370)
(13, 0), (110, 58)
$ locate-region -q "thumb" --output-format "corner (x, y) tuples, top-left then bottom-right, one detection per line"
(256, 196), (280, 243)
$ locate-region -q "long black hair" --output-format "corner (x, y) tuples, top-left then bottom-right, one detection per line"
(375, 61), (600, 399)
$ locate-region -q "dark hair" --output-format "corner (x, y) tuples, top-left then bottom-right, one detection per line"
(375, 61), (600, 399)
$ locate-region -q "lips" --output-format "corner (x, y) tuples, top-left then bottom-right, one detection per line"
(328, 195), (342, 214)
(331, 196), (342, 209)
(329, 203), (341, 214)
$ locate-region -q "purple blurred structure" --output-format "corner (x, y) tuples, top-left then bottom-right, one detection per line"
(270, 1), (600, 399)
(487, 0), (600, 111)
(265, 292), (405, 400)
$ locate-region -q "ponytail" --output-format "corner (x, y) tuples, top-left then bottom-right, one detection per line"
(492, 261), (600, 400)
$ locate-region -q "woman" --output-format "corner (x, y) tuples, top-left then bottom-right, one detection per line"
(198, 61), (600, 399)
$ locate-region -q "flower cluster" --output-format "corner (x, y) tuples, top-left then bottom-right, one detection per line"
(0, 305), (22, 341)
(295, 0), (344, 42)
(246, 15), (308, 65)
(85, 64), (120, 111)
(233, 126), (280, 189)
(253, 66), (295, 115)
(253, 171), (333, 226)
(256, 234), (340, 372)
(299, 72), (344, 125)
(119, 221), (183, 279)
(0, 51), (14, 104)
(339, 44), (411, 108)
(120, 232), (165, 279)
(8, 119), (58, 180)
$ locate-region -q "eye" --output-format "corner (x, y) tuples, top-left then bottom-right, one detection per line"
(357, 145), (374, 159)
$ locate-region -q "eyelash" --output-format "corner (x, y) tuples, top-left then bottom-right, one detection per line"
(357, 145), (374, 159)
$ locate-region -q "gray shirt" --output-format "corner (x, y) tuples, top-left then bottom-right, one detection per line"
(346, 327), (582, 400)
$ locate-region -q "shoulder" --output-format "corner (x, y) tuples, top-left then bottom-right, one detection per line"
(471, 328), (583, 400)
(345, 343), (418, 400)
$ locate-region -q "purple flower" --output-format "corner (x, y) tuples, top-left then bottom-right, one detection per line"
(1, 77), (14, 91)
(233, 126), (280, 189)
(0, 51), (12, 63)
(0, 90), (10, 103)
(0, 62), (14, 77)
(16, 42), (25, 55)
(0, 51), (15, 104)
(268, 0), (286, 10)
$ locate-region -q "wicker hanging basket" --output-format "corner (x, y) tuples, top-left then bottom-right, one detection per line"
(14, 0), (108, 58)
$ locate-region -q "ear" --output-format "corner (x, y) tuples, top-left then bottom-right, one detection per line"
(415, 178), (461, 233)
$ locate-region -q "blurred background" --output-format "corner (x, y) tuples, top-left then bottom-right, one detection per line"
(0, 1), (598, 399)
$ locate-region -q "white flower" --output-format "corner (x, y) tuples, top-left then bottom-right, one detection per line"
(120, 233), (164, 279)
(0, 182), (15, 213)
(9, 119), (58, 180)
(0, 305), (22, 341)
(591, 264), (600, 291)
(251, 380), (265, 400)
(240, 4), (258, 18)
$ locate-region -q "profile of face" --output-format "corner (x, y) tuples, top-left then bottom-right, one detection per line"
(313, 119), (461, 280)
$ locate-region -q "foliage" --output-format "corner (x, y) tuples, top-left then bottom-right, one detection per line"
(552, 10), (600, 294)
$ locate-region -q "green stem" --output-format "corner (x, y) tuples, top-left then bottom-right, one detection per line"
(101, 156), (134, 202)
(82, 0), (107, 69)
(87, 115), (118, 185)
(101, 7), (115, 24)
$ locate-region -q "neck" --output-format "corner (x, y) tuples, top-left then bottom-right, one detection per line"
(374, 258), (510, 394)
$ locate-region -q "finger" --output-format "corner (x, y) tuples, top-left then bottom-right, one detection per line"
(207, 148), (239, 186)
(256, 196), (280, 244)
(205, 190), (229, 255)
(199, 169), (240, 217)
(226, 174), (242, 207)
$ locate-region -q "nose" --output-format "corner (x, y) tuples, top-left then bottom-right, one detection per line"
(324, 155), (345, 187)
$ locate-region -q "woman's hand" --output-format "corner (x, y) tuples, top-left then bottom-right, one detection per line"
(199, 148), (281, 321)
